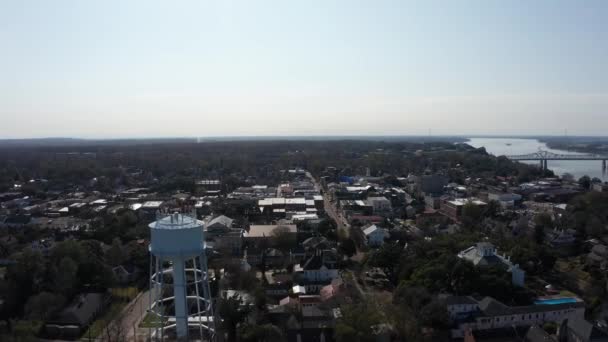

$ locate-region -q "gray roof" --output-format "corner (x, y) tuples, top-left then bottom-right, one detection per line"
(477, 242), (494, 249)
(591, 244), (608, 256)
(477, 297), (585, 317)
(525, 325), (554, 342)
(460, 247), (504, 267)
(302, 255), (324, 270)
(566, 316), (608, 341)
(207, 215), (233, 229)
(47, 293), (107, 327)
(445, 296), (478, 305)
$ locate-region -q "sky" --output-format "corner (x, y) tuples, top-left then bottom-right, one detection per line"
(1, 0), (607, 138)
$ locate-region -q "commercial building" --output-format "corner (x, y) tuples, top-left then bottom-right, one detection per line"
(440, 198), (487, 221)
(447, 295), (585, 339)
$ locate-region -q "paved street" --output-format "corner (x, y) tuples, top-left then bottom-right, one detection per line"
(306, 172), (350, 237)
(122, 289), (152, 342)
(95, 289), (152, 342)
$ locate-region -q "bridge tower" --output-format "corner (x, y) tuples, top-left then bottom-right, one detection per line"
(148, 211), (215, 341)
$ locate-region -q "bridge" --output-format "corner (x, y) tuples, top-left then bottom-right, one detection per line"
(505, 150), (608, 171)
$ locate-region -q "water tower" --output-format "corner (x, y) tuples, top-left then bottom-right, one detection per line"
(148, 211), (215, 341)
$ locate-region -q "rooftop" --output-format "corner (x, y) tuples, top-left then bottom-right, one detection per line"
(246, 224), (297, 238)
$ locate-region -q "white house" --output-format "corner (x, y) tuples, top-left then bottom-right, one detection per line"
(446, 296), (585, 339)
(458, 242), (525, 287)
(294, 251), (339, 293)
(366, 197), (392, 215)
(206, 215), (233, 232)
(488, 192), (522, 208)
(362, 225), (389, 247)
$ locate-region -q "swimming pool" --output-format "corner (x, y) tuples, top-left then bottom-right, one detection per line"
(534, 297), (578, 305)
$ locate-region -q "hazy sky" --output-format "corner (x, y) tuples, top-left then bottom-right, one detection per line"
(1, 0), (607, 138)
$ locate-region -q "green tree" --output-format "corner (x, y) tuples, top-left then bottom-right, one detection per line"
(419, 299), (449, 328)
(334, 302), (383, 342)
(54, 257), (78, 297)
(579, 175), (591, 189)
(24, 292), (65, 321)
(339, 238), (357, 258)
(448, 259), (480, 295)
(393, 286), (431, 312)
(271, 226), (296, 252)
(239, 323), (284, 342)
(483, 200), (501, 218)
(106, 238), (125, 266)
(461, 202), (483, 229)
(218, 294), (251, 342)
(5, 248), (45, 317)
(367, 243), (402, 284)
(533, 213), (552, 245)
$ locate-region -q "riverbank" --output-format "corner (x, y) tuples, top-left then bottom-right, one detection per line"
(538, 137), (608, 155)
(467, 137), (608, 181)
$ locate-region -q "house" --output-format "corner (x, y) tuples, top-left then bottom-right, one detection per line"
(446, 295), (585, 339)
(525, 325), (554, 342)
(206, 215), (233, 233)
(265, 282), (292, 298)
(45, 292), (110, 339)
(294, 251), (339, 293)
(196, 179), (221, 193)
(280, 296), (301, 307)
(265, 248), (288, 268)
(1, 214), (31, 228)
(546, 228), (577, 248)
(245, 224), (297, 248)
(418, 174), (449, 195)
(446, 296), (480, 319)
(349, 215), (384, 225)
(292, 285), (307, 295)
(458, 242), (525, 286)
(31, 238), (55, 257)
(245, 246), (263, 266)
(213, 229), (244, 256)
(221, 290), (255, 307)
(425, 194), (442, 210)
(112, 265), (140, 285)
(361, 225), (389, 247)
(140, 201), (164, 219)
(366, 196), (392, 216)
(488, 192), (522, 208)
(302, 237), (333, 252)
(440, 198), (487, 221)
(320, 277), (345, 302)
(558, 316), (608, 342)
(290, 245), (306, 264)
(591, 183), (608, 193)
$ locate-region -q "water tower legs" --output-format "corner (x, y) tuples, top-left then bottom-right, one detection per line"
(172, 258), (189, 340)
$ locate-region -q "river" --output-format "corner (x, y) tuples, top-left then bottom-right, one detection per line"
(466, 137), (607, 181)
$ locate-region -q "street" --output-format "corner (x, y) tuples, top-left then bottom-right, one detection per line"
(306, 172), (351, 237)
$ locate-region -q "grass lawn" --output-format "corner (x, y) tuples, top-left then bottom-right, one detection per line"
(111, 287), (139, 301)
(139, 313), (166, 328)
(555, 258), (591, 292)
(81, 302), (126, 339)
(80, 288), (141, 339)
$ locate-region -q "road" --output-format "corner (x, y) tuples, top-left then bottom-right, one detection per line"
(96, 289), (152, 342)
(306, 172), (350, 237)
(121, 289), (152, 342)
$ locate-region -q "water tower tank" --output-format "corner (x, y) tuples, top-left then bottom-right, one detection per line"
(148, 212), (215, 341)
